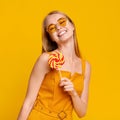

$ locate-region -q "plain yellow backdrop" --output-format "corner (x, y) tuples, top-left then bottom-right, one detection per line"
(0, 0), (120, 119)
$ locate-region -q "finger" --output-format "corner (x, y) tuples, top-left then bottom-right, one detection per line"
(64, 85), (74, 89)
(59, 81), (72, 86)
(61, 77), (70, 81)
(60, 78), (71, 84)
(64, 87), (74, 91)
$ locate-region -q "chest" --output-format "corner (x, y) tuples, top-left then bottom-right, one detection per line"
(40, 70), (84, 96)
(59, 60), (83, 75)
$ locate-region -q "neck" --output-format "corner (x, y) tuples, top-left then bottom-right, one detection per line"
(57, 37), (77, 60)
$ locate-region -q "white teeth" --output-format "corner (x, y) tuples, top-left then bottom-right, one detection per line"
(58, 31), (66, 37)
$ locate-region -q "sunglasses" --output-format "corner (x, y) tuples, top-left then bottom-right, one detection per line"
(46, 17), (67, 33)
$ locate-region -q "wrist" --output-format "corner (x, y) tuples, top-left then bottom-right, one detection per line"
(70, 90), (78, 97)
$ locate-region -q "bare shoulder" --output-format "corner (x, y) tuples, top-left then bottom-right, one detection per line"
(37, 52), (49, 63)
(35, 52), (50, 68)
(32, 52), (50, 73)
(85, 60), (91, 71)
(84, 60), (91, 82)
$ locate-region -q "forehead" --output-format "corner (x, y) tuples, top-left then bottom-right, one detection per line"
(45, 13), (66, 26)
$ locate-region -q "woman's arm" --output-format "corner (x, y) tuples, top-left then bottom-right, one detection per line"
(70, 61), (91, 117)
(17, 53), (50, 120)
(60, 60), (91, 118)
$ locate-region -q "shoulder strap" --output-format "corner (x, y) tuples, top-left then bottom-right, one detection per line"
(82, 59), (86, 76)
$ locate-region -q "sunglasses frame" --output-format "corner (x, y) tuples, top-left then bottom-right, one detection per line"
(46, 17), (67, 33)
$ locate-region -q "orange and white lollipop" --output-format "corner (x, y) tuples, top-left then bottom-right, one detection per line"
(48, 51), (65, 78)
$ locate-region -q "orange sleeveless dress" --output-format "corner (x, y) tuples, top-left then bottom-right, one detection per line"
(27, 59), (86, 120)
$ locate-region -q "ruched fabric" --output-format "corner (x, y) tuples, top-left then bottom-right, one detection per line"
(27, 58), (86, 120)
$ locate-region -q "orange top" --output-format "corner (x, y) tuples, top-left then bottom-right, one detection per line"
(28, 59), (86, 120)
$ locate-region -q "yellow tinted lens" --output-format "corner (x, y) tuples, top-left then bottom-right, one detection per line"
(58, 18), (66, 27)
(47, 24), (56, 33)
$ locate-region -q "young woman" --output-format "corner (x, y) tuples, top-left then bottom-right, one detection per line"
(17, 10), (91, 120)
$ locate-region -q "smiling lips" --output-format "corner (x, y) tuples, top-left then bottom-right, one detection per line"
(58, 30), (67, 37)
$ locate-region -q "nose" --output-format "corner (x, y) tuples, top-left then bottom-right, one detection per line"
(56, 24), (62, 30)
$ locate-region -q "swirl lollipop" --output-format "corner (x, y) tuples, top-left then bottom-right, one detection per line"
(48, 51), (65, 78)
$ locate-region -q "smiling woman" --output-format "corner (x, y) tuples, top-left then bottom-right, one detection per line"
(17, 10), (91, 120)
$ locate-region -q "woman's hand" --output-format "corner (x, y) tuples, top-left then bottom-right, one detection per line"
(59, 77), (78, 97)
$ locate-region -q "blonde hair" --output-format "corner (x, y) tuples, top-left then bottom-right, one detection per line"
(41, 10), (82, 58)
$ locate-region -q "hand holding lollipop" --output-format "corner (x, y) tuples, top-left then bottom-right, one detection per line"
(48, 51), (65, 78)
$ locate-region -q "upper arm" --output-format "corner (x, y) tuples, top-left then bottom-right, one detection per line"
(24, 52), (50, 105)
(80, 60), (91, 105)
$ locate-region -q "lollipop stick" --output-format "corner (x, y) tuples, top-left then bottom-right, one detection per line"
(58, 69), (62, 79)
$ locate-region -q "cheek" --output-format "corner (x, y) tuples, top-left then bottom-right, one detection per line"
(49, 33), (58, 41)
(66, 26), (74, 35)
(67, 22), (74, 31)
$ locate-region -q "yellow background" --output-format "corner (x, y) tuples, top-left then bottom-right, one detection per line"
(0, 0), (120, 119)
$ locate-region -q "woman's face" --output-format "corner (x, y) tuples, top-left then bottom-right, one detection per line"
(45, 13), (74, 44)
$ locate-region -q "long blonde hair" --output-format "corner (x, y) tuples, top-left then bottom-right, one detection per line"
(41, 10), (82, 58)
